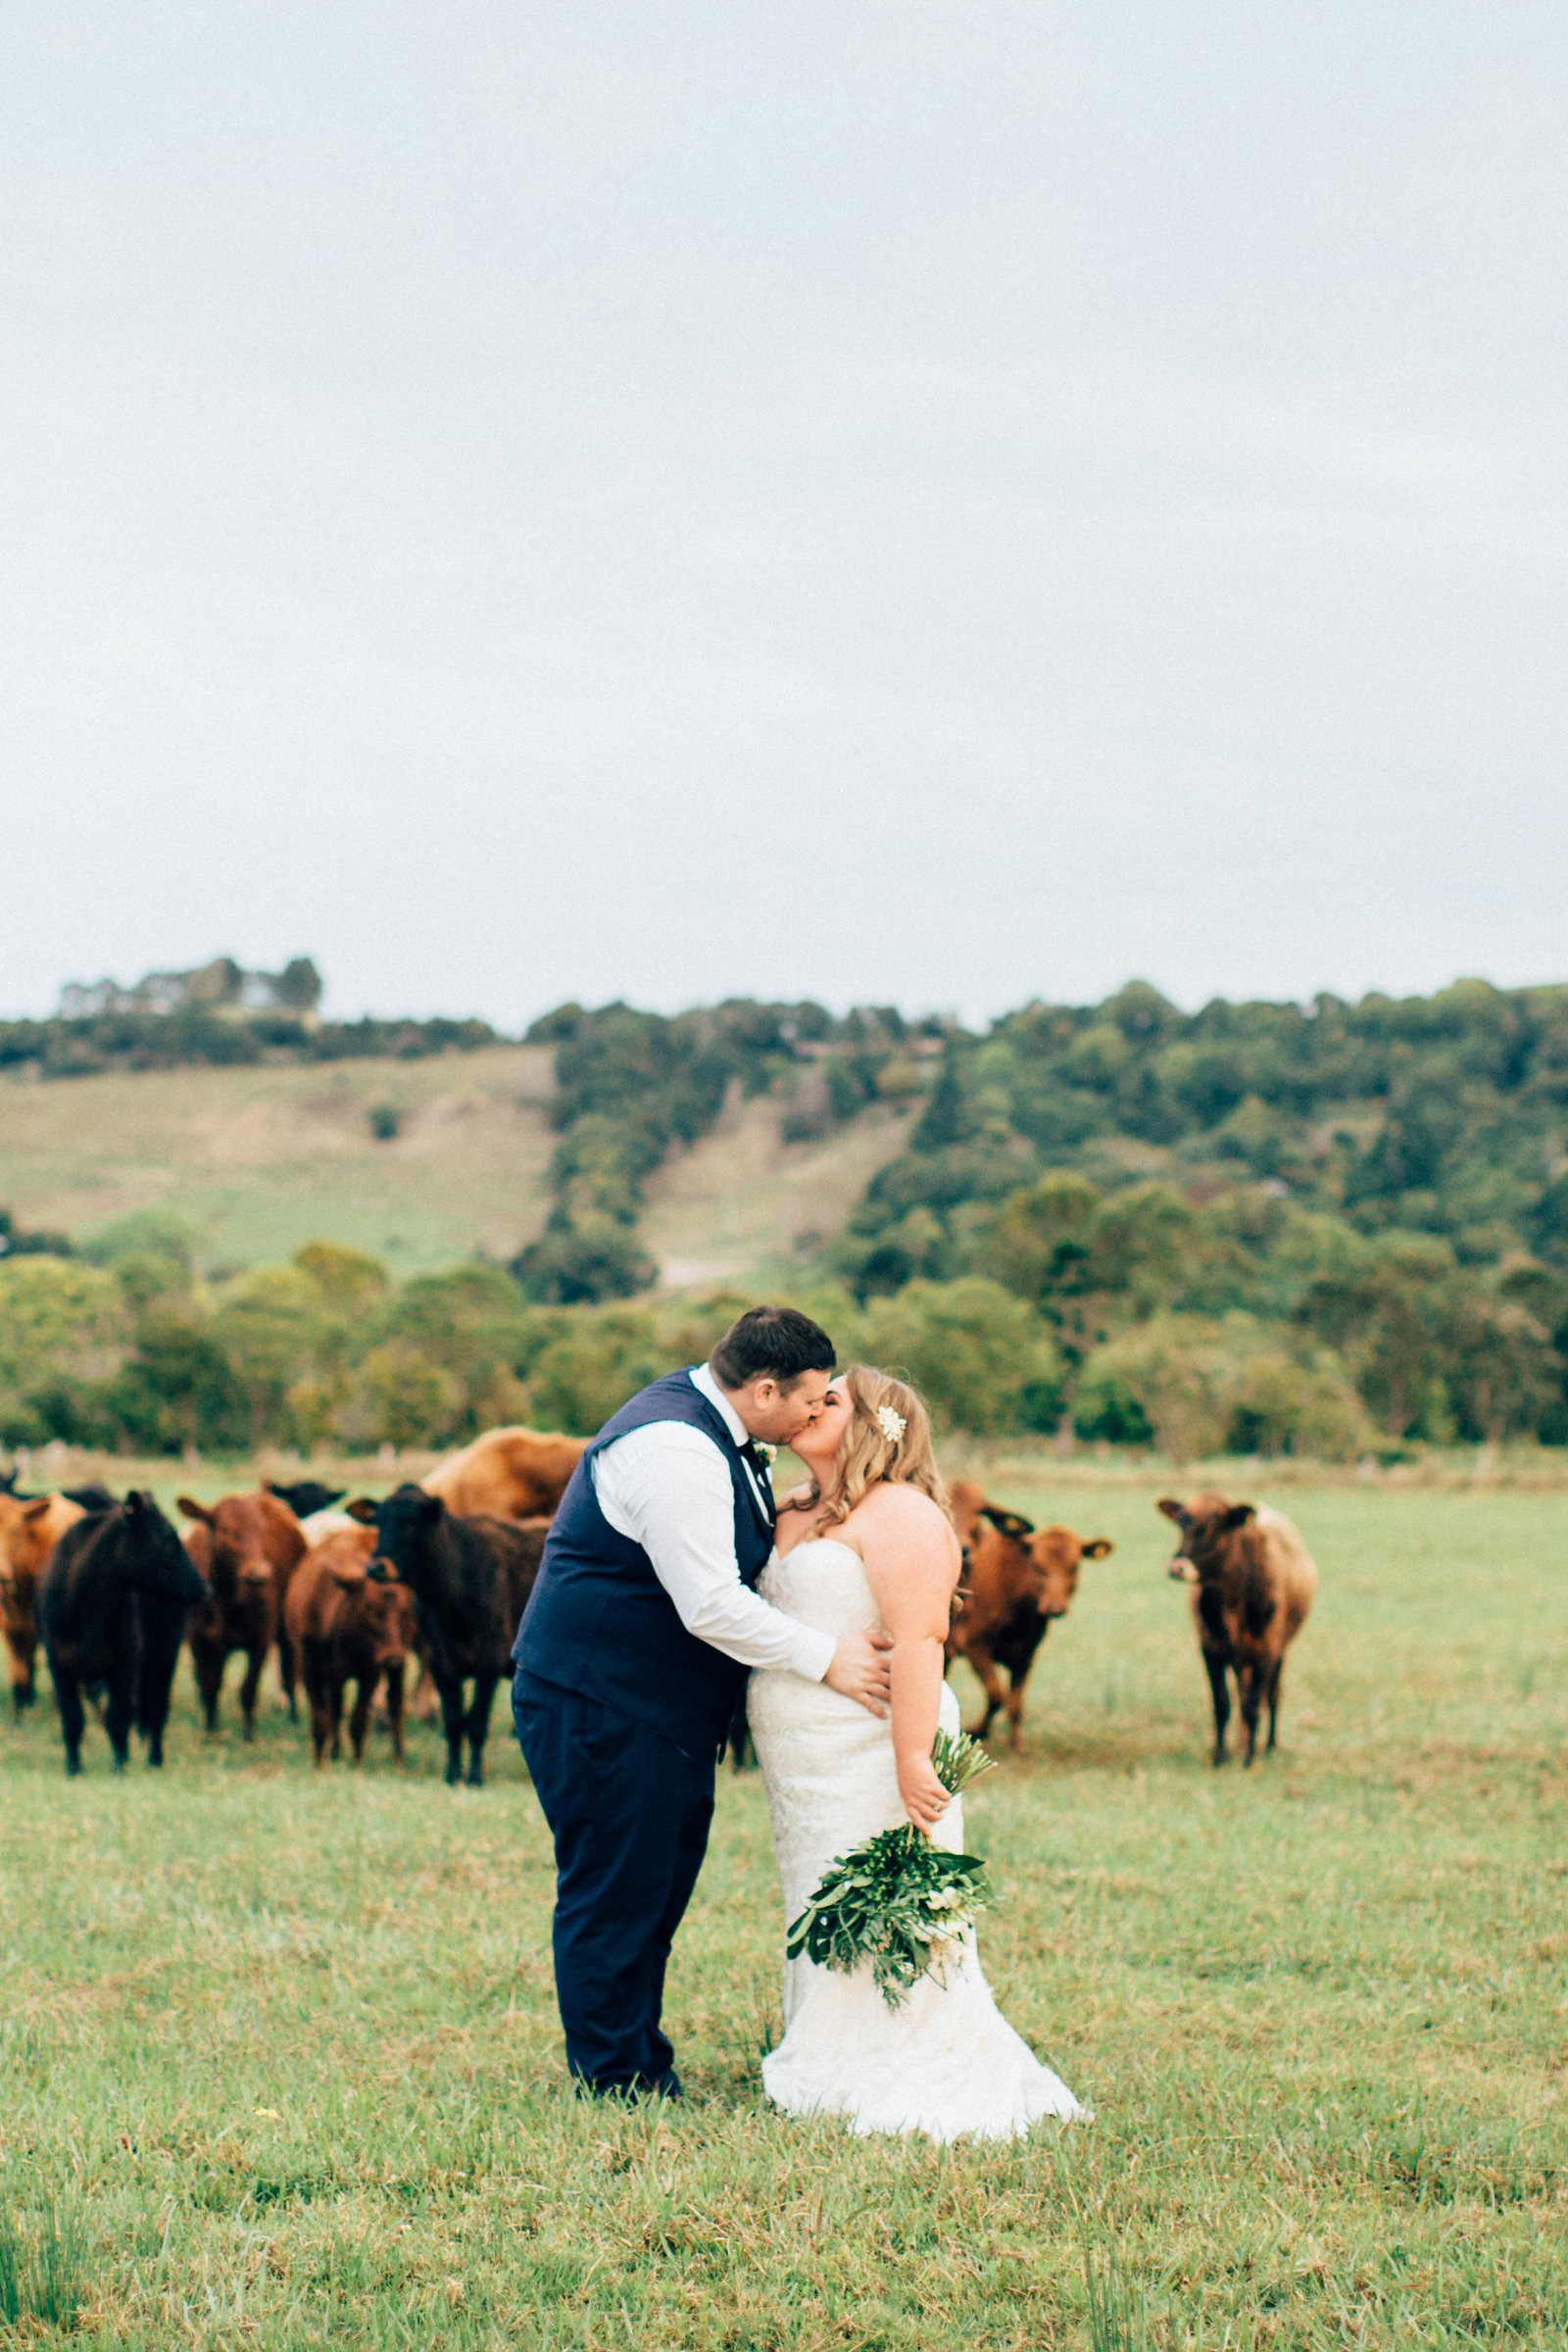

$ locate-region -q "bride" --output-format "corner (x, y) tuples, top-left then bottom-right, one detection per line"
(748, 1365), (1089, 2141)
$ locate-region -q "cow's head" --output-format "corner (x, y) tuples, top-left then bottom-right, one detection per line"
(1157, 1494), (1254, 1583)
(176, 1493), (277, 1591)
(1027, 1525), (1114, 1618)
(365, 1577), (418, 1670)
(267, 1479), (347, 1518)
(350, 1486), (445, 1589)
(122, 1492), (210, 1606)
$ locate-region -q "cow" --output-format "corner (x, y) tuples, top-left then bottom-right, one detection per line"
(38, 1493), (208, 1773)
(422, 1427), (587, 1520)
(946, 1487), (1113, 1750)
(62, 1482), (118, 1511)
(267, 1479), (347, 1519)
(350, 1488), (547, 1785)
(299, 1507), (360, 1543)
(1158, 1494), (1317, 1767)
(176, 1489), (308, 1739)
(283, 1526), (417, 1766)
(0, 1493), (86, 1716)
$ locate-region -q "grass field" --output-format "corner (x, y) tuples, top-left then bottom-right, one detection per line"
(2, 1476), (1566, 2348)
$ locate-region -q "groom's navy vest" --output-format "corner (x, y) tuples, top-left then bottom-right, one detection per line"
(514, 1370), (775, 1759)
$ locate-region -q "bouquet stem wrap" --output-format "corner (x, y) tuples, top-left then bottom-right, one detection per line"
(784, 1730), (998, 2008)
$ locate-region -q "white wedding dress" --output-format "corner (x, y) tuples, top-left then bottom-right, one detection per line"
(748, 1537), (1088, 2141)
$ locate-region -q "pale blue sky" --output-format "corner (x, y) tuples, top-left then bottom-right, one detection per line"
(2, 4), (1564, 1026)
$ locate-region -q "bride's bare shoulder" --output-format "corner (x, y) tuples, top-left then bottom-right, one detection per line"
(852, 1481), (959, 1558)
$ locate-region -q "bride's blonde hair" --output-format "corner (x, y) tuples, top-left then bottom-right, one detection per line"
(807, 1364), (952, 1527)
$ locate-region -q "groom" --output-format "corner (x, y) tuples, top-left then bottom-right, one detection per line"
(512, 1304), (893, 2099)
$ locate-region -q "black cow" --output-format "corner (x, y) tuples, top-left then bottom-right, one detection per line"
(267, 1480), (347, 1519)
(39, 1494), (208, 1774)
(62, 1482), (118, 1511)
(351, 1488), (544, 1786)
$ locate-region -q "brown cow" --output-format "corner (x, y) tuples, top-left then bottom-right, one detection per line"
(177, 1490), (307, 1738)
(349, 1489), (548, 1784)
(284, 1526), (417, 1766)
(423, 1426), (586, 1519)
(946, 1489), (1113, 1749)
(0, 1493), (85, 1716)
(1158, 1493), (1317, 1767)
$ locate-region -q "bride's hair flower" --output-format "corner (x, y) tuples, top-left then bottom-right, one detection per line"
(874, 1402), (906, 1445)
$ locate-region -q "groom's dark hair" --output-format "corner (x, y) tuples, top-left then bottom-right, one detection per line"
(710, 1305), (835, 1391)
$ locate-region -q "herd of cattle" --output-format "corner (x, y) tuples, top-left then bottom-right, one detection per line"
(0, 1426), (1317, 1782)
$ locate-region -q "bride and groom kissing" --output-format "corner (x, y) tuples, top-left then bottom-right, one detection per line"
(512, 1304), (1085, 2142)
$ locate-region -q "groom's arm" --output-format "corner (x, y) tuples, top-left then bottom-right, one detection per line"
(595, 1425), (835, 1679)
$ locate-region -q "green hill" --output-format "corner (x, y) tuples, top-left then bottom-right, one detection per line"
(0, 1045), (911, 1288)
(0, 1050), (557, 1277)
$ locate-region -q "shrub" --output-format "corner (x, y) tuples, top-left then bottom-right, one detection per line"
(858, 1279), (1064, 1436)
(524, 1308), (666, 1435)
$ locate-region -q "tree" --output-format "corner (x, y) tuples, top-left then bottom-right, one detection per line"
(859, 1279), (1063, 1436)
(333, 1343), (463, 1451)
(513, 1217), (658, 1306)
(524, 1308), (666, 1435)
(273, 956), (323, 1012)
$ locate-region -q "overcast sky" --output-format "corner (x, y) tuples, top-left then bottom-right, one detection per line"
(2, 4), (1564, 1029)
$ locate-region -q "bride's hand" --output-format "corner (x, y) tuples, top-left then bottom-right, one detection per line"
(897, 1752), (950, 1832)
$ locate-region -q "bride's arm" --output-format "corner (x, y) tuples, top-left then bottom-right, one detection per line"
(858, 1488), (963, 1831)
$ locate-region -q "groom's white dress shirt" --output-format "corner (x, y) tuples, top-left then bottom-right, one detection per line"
(590, 1362), (836, 1683)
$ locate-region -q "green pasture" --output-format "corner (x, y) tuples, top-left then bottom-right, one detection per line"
(2, 1480), (1565, 2348)
(0, 1051), (556, 1277)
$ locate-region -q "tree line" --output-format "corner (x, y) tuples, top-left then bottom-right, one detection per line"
(3, 972), (1567, 1456)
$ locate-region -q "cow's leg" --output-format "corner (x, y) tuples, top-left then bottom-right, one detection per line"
(348, 1674), (374, 1764)
(142, 1687), (168, 1768)
(437, 1676), (466, 1785)
(277, 1625), (299, 1723)
(1265, 1657), (1285, 1751)
(383, 1663), (406, 1763)
(1005, 1659), (1038, 1753)
(305, 1670), (332, 1766)
(465, 1673), (499, 1787)
(237, 1644), (266, 1742)
(5, 1629), (35, 1717)
(55, 1669), (86, 1775)
(104, 1669), (134, 1773)
(1203, 1649), (1231, 1766)
(192, 1642), (223, 1735)
(1238, 1658), (1266, 1767)
(961, 1642), (1007, 1742)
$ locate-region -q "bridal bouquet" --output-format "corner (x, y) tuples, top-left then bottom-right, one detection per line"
(785, 1730), (998, 2008)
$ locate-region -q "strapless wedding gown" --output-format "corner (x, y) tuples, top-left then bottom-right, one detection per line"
(748, 1536), (1087, 2141)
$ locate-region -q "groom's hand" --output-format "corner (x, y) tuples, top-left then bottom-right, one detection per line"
(823, 1631), (893, 1717)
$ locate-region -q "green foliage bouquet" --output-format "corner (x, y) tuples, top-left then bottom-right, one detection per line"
(785, 1730), (999, 2008)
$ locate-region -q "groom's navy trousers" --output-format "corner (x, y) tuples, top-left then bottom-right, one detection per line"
(511, 1370), (775, 2098)
(513, 1672), (715, 2095)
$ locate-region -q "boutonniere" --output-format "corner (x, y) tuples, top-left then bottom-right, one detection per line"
(752, 1441), (776, 1468)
